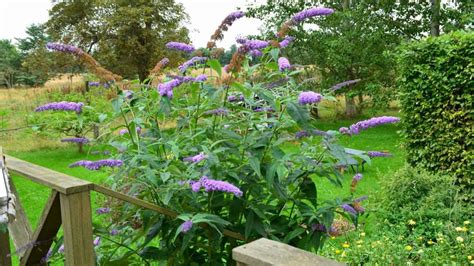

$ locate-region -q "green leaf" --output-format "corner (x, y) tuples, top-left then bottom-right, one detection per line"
(286, 101), (310, 129)
(139, 246), (167, 260)
(283, 227), (305, 243)
(249, 156), (262, 177)
(207, 59), (222, 77)
(270, 48), (280, 62)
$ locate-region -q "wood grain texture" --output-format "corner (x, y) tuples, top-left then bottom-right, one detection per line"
(5, 155), (92, 195)
(21, 191), (62, 266)
(60, 191), (95, 266)
(233, 238), (344, 266)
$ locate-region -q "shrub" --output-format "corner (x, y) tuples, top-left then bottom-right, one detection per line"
(397, 31), (474, 195)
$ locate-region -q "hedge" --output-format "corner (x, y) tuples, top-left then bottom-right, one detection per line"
(397, 31), (473, 197)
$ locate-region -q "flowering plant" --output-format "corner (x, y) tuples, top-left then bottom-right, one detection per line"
(43, 6), (401, 264)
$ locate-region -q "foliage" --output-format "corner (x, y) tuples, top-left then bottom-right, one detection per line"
(0, 40), (21, 87)
(397, 31), (473, 195)
(46, 0), (190, 81)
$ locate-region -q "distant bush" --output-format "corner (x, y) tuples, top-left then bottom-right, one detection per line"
(397, 31), (473, 196)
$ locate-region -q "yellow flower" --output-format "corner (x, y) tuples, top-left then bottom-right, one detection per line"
(456, 227), (468, 232)
(357, 244), (362, 248)
(335, 249), (342, 255)
(342, 242), (350, 248)
(405, 245), (413, 251)
(427, 240), (435, 245)
(360, 232), (366, 237)
(408, 219), (416, 225)
(418, 236), (423, 241)
(356, 240), (364, 244)
(468, 256), (472, 260)
(456, 237), (464, 243)
(464, 221), (471, 225)
(417, 249), (424, 254)
(330, 236), (336, 240)
(470, 260), (474, 265)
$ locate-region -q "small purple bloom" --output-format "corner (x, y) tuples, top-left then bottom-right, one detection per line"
(46, 42), (83, 55)
(191, 181), (202, 192)
(159, 57), (170, 66)
(183, 152), (207, 163)
(341, 204), (357, 216)
(110, 229), (119, 236)
(96, 207), (111, 215)
(119, 127), (141, 136)
(253, 107), (274, 112)
(180, 220), (193, 233)
(158, 79), (182, 99)
(93, 237), (101, 246)
(88, 81), (100, 87)
(340, 116), (400, 135)
(298, 91), (322, 105)
(367, 151), (392, 157)
(330, 79), (361, 92)
(58, 244), (65, 254)
(69, 159), (123, 170)
(166, 42), (195, 53)
(35, 101), (84, 114)
(250, 49), (263, 57)
(236, 36), (247, 44)
(292, 7), (334, 23)
(278, 57), (291, 71)
(123, 90), (133, 99)
(352, 173), (363, 182)
(339, 127), (350, 134)
(279, 36), (295, 48)
(178, 56), (207, 72)
(244, 40), (269, 50)
(204, 108), (229, 116)
(226, 11), (245, 21)
(227, 94), (244, 102)
(61, 137), (89, 144)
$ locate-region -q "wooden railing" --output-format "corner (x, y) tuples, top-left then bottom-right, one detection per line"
(0, 147), (342, 265)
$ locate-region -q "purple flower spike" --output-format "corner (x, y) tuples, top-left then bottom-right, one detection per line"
(178, 56), (207, 72)
(93, 237), (101, 246)
(341, 204), (357, 216)
(330, 79), (361, 92)
(311, 223), (328, 232)
(253, 107), (274, 113)
(35, 101), (84, 114)
(278, 57), (291, 71)
(279, 36), (295, 48)
(160, 57), (170, 66)
(191, 181), (202, 192)
(352, 173), (363, 182)
(158, 79), (183, 99)
(61, 137), (89, 144)
(340, 116), (400, 135)
(180, 220), (193, 233)
(228, 94), (244, 102)
(88, 81), (100, 87)
(244, 40), (270, 50)
(367, 151), (392, 158)
(250, 49), (263, 57)
(236, 36), (247, 44)
(204, 108), (229, 116)
(69, 159), (123, 170)
(96, 207), (111, 215)
(198, 176), (243, 197)
(183, 152), (207, 163)
(46, 42), (83, 55)
(165, 42), (195, 53)
(110, 229), (119, 236)
(292, 7), (334, 23)
(298, 91), (322, 105)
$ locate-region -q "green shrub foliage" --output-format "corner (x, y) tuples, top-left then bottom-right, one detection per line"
(397, 31), (473, 195)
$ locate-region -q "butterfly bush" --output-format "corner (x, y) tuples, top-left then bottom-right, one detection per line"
(339, 116), (400, 135)
(166, 42), (195, 53)
(61, 137), (89, 144)
(35, 101), (84, 114)
(42, 6), (401, 265)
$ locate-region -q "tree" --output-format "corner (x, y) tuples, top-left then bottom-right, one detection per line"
(0, 40), (21, 87)
(46, 0), (190, 81)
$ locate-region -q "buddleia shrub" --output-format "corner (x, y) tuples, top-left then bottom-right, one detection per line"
(397, 31), (473, 197)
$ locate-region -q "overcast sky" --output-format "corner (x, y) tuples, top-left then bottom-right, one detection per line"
(0, 0), (265, 48)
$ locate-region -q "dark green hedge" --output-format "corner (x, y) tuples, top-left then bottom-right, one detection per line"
(397, 31), (473, 196)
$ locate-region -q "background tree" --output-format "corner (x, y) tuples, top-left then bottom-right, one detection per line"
(46, 0), (190, 81)
(0, 40), (21, 87)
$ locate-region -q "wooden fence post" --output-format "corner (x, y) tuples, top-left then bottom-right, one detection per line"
(60, 191), (95, 265)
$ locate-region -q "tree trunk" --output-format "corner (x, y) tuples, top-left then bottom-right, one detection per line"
(430, 0), (440, 37)
(357, 93), (364, 113)
(345, 95), (358, 118)
(77, 143), (84, 153)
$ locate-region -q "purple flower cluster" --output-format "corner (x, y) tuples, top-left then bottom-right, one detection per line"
(35, 101), (84, 114)
(110, 229), (119, 236)
(96, 207), (111, 215)
(178, 56), (207, 72)
(250, 49), (263, 57)
(191, 176), (243, 197)
(236, 36), (247, 44)
(278, 57), (291, 71)
(341, 203), (357, 216)
(61, 137), (89, 144)
(88, 81), (100, 87)
(165, 42), (195, 53)
(93, 237), (101, 246)
(291, 7), (334, 23)
(182, 74), (208, 83)
(159, 57), (170, 66)
(46, 42), (83, 55)
(158, 79), (182, 98)
(367, 151), (392, 158)
(244, 40), (270, 50)
(298, 91), (322, 105)
(339, 116), (400, 135)
(123, 90), (133, 99)
(227, 94), (244, 102)
(225, 11), (245, 23)
(69, 159), (123, 170)
(253, 107), (274, 113)
(183, 152), (207, 163)
(204, 108), (229, 116)
(180, 220), (193, 233)
(119, 127), (141, 136)
(311, 223), (336, 234)
(279, 36), (295, 48)
(330, 79), (361, 92)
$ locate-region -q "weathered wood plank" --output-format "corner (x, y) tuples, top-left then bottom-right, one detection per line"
(0, 227), (12, 266)
(21, 190), (61, 265)
(4, 155), (93, 195)
(233, 238), (344, 266)
(60, 191), (95, 265)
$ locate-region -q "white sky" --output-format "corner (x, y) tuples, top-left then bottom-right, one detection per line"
(0, 0), (265, 48)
